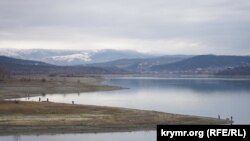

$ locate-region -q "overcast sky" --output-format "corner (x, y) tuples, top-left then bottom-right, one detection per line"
(0, 0), (250, 55)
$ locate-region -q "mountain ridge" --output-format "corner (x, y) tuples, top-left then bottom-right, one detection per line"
(151, 55), (250, 74)
(88, 55), (191, 73)
(0, 49), (154, 66)
(1, 52), (250, 75)
(0, 56), (127, 75)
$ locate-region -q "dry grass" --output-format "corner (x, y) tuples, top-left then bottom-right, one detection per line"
(0, 76), (122, 100)
(0, 101), (230, 134)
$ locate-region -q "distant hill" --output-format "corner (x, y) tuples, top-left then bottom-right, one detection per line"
(151, 55), (250, 74)
(88, 55), (191, 73)
(0, 49), (153, 66)
(0, 56), (53, 74)
(0, 56), (127, 75)
(2, 54), (250, 75)
(217, 66), (250, 75)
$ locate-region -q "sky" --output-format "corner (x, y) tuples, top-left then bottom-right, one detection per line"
(0, 0), (250, 55)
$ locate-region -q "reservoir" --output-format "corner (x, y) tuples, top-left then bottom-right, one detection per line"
(2, 77), (250, 141)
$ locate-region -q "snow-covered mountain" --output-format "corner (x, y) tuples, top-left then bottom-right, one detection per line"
(0, 49), (153, 65)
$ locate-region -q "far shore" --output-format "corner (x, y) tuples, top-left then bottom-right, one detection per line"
(102, 74), (250, 80)
(0, 75), (123, 100)
(0, 75), (231, 135)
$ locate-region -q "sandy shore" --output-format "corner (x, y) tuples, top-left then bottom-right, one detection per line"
(0, 101), (230, 135)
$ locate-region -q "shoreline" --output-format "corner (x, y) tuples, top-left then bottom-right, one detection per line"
(0, 75), (231, 135)
(0, 101), (230, 135)
(102, 74), (250, 80)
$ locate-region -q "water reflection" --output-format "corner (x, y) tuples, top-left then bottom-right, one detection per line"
(108, 78), (250, 93)
(13, 135), (20, 141)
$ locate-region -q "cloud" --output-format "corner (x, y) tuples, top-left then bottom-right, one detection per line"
(0, 0), (250, 55)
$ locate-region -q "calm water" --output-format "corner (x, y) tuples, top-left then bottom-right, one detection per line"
(0, 131), (155, 141)
(2, 77), (250, 141)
